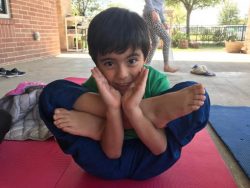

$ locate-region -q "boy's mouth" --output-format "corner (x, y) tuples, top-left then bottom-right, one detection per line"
(114, 83), (131, 93)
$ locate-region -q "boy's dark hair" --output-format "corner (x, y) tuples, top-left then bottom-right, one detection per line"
(87, 7), (150, 64)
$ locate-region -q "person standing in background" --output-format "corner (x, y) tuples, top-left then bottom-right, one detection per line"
(143, 0), (178, 73)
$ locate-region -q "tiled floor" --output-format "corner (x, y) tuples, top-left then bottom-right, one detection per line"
(1, 50), (250, 187)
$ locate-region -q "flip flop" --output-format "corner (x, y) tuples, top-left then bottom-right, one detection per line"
(191, 65), (216, 76)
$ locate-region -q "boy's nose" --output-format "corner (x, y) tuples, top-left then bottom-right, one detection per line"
(117, 67), (128, 80)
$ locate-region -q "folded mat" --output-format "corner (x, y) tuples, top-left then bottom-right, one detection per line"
(0, 129), (237, 188)
(209, 105), (250, 178)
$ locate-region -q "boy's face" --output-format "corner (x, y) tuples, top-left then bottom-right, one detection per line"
(96, 48), (145, 95)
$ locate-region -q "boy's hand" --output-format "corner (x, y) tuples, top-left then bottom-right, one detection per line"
(122, 67), (149, 111)
(91, 67), (121, 109)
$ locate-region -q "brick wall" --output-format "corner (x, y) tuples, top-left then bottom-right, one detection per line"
(0, 0), (61, 65)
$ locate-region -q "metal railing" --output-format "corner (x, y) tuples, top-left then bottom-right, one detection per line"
(172, 25), (247, 42)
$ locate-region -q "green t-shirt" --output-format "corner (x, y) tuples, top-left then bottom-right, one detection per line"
(82, 65), (170, 139)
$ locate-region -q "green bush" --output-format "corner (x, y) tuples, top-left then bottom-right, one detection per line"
(212, 29), (226, 45)
(171, 30), (187, 47)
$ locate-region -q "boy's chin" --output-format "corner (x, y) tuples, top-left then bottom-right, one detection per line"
(119, 89), (126, 96)
(118, 87), (130, 95)
(115, 86), (129, 95)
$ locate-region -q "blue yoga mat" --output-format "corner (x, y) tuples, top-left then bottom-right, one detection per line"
(209, 105), (250, 178)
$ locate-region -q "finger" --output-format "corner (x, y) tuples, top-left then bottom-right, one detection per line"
(141, 68), (149, 85)
(94, 67), (103, 77)
(136, 67), (149, 89)
(91, 67), (101, 79)
(134, 67), (145, 84)
(92, 67), (107, 87)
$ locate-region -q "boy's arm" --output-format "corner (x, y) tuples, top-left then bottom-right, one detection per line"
(101, 106), (123, 159)
(125, 107), (167, 155)
(92, 68), (124, 159)
(122, 68), (167, 155)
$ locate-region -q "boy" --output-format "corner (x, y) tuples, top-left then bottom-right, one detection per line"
(39, 7), (210, 180)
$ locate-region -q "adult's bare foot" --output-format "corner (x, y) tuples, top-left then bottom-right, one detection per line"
(141, 84), (206, 128)
(164, 64), (179, 73)
(53, 108), (103, 140)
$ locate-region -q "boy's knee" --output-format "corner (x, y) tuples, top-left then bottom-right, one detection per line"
(39, 79), (88, 117)
(43, 80), (68, 95)
(168, 81), (197, 92)
(176, 81), (197, 88)
(39, 80), (66, 116)
(40, 79), (70, 100)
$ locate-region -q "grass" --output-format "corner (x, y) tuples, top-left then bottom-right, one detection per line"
(156, 42), (225, 52)
(172, 45), (225, 52)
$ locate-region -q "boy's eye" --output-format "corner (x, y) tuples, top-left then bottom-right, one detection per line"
(103, 61), (113, 67)
(128, 59), (137, 65)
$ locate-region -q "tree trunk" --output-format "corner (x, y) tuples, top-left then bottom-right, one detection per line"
(186, 9), (192, 41)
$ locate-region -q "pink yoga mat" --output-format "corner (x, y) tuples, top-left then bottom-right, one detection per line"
(0, 129), (237, 188)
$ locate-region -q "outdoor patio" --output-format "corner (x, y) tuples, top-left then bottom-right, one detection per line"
(1, 50), (250, 105)
(0, 50), (250, 187)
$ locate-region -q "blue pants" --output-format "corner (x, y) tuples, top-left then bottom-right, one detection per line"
(39, 80), (210, 180)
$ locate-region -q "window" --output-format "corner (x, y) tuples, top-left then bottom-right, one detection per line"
(0, 0), (10, 18)
(0, 0), (6, 14)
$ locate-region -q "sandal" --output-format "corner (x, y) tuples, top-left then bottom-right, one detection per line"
(191, 65), (215, 76)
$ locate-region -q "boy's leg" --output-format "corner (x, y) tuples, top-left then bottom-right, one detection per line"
(141, 81), (209, 145)
(140, 82), (207, 128)
(39, 80), (209, 180)
(38, 80), (118, 178)
(38, 79), (150, 179)
(53, 108), (104, 140)
(130, 81), (210, 179)
(165, 81), (210, 146)
(38, 80), (105, 148)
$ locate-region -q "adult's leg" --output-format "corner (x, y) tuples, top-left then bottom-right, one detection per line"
(153, 21), (171, 64)
(143, 13), (159, 64)
(150, 17), (178, 72)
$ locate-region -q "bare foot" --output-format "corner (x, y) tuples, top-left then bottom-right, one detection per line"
(141, 84), (206, 128)
(164, 64), (179, 73)
(53, 108), (104, 140)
